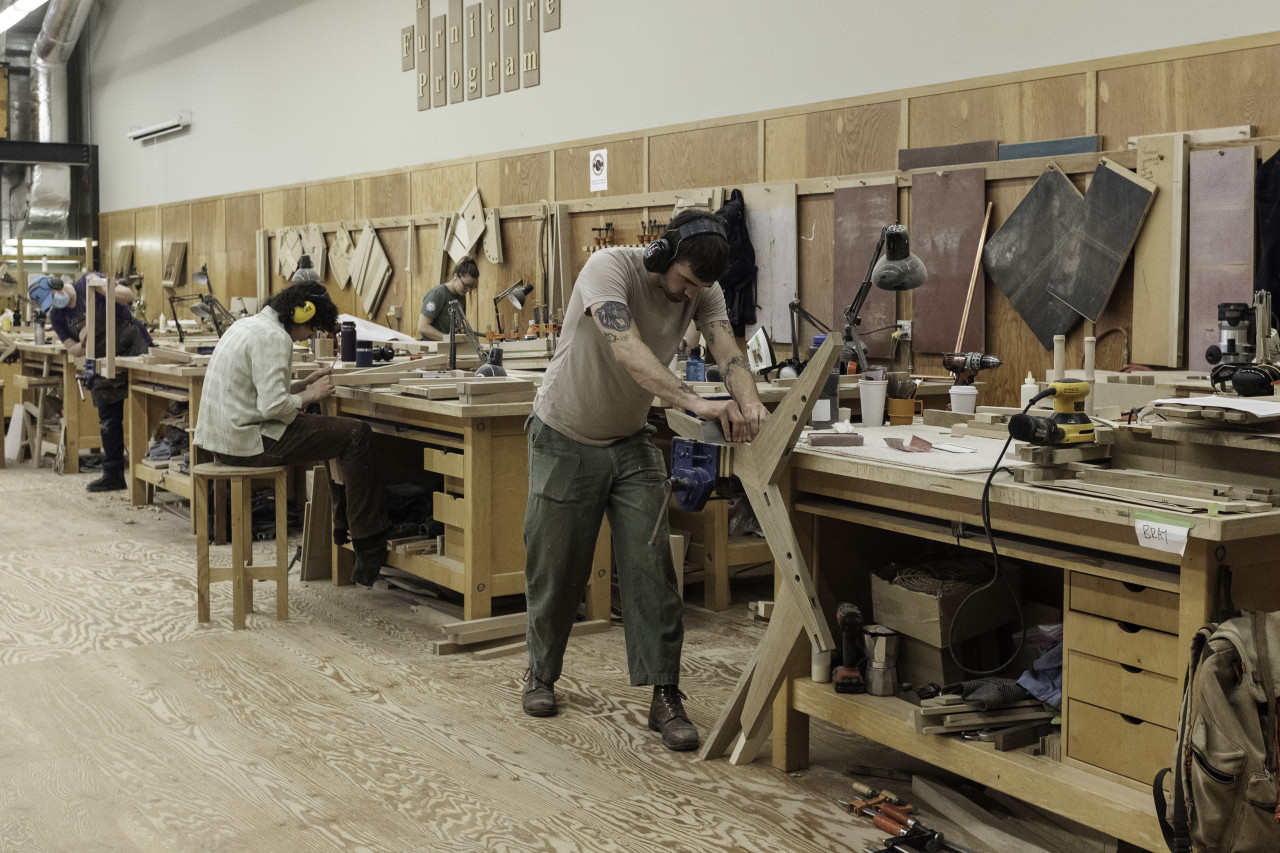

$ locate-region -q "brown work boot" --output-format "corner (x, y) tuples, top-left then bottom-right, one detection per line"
(522, 669), (558, 717)
(648, 685), (699, 751)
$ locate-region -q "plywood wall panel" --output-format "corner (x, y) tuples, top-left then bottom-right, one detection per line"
(101, 211), (135, 277)
(797, 194), (835, 346)
(909, 75), (1088, 149)
(306, 181), (354, 225)
(261, 188), (304, 230)
(764, 115), (807, 183)
(1098, 44), (1280, 147)
(555, 139), (644, 199)
(496, 152), (552, 207)
(566, 211), (645, 289)
(650, 123), (757, 191)
(224, 195), (261, 300)
(355, 174), (411, 221)
(134, 207), (162, 326)
(410, 163), (477, 214)
(806, 101), (901, 179)
(189, 199), (227, 304)
(479, 217), (541, 333)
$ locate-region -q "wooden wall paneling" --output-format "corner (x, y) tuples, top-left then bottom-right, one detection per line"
(261, 188), (304, 230)
(909, 168), (986, 354)
(410, 163), (477, 214)
(497, 152), (552, 207)
(1186, 146), (1256, 371)
(481, 217), (540, 334)
(101, 211), (135, 277)
(306, 181), (355, 226)
(833, 182), (898, 360)
(411, 222), (441, 329)
(797, 194), (835, 352)
(763, 115), (807, 183)
(224, 195), (261, 300)
(355, 174), (411, 221)
(741, 182), (798, 344)
(1097, 44), (1280, 148)
(649, 123), (757, 192)
(804, 101), (902, 179)
(189, 199), (227, 305)
(565, 209), (644, 290)
(476, 158), (503, 208)
(134, 207), (162, 326)
(1131, 133), (1190, 366)
(908, 75), (1090, 149)
(554, 139), (644, 199)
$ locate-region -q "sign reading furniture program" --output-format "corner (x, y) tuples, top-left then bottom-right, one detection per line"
(403, 0), (561, 111)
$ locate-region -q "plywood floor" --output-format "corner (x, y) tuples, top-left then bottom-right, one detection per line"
(0, 464), (925, 852)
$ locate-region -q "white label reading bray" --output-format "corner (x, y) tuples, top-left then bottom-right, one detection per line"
(1131, 509), (1193, 557)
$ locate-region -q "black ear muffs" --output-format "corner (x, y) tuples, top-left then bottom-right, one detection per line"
(293, 300), (316, 324)
(1231, 362), (1280, 397)
(642, 218), (728, 273)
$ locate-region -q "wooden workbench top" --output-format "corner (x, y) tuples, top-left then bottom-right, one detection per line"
(335, 386), (533, 419)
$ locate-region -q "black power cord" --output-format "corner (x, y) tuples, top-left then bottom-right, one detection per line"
(945, 387), (1058, 676)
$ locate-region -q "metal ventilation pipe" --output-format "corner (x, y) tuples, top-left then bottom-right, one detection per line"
(22, 0), (94, 239)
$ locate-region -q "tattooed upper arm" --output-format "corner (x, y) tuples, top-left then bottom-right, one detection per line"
(702, 319), (734, 345)
(592, 301), (632, 332)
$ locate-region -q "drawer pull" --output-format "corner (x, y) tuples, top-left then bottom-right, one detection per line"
(1119, 621), (1141, 634)
(1121, 663), (1142, 674)
(1121, 713), (1143, 725)
(1122, 582), (1147, 594)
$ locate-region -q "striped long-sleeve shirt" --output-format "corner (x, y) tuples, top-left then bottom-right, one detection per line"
(194, 307), (302, 456)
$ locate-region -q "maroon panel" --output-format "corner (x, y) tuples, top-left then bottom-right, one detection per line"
(910, 168), (987, 353)
(898, 140), (998, 171)
(1187, 147), (1256, 371)
(833, 184), (898, 360)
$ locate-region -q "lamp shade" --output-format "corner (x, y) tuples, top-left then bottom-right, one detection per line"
(505, 281), (534, 310)
(870, 224), (927, 291)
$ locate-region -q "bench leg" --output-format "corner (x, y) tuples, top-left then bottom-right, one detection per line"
(275, 471), (289, 621)
(231, 478), (250, 629)
(195, 476), (211, 623)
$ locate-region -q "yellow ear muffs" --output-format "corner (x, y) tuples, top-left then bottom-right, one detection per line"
(293, 300), (316, 324)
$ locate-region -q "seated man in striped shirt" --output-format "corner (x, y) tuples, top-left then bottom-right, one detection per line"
(194, 281), (390, 586)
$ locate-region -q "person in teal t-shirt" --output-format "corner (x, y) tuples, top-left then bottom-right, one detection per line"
(418, 257), (478, 340)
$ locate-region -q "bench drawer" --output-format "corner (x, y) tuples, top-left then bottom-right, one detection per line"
(1067, 650), (1180, 729)
(1064, 608), (1180, 678)
(1066, 698), (1174, 785)
(1068, 572), (1178, 633)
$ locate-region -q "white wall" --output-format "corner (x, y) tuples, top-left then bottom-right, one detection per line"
(88, 0), (1280, 211)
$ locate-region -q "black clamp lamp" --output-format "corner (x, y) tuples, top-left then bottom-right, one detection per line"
(168, 264), (238, 341)
(445, 299), (489, 371)
(840, 224), (928, 374)
(493, 280), (533, 335)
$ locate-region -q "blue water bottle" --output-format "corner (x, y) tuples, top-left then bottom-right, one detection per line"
(685, 346), (706, 382)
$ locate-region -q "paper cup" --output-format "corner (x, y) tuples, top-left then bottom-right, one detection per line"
(950, 385), (979, 414)
(859, 379), (888, 427)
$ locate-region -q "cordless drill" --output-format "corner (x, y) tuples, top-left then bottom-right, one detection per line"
(1007, 380), (1094, 445)
(832, 602), (868, 694)
(941, 352), (1001, 386)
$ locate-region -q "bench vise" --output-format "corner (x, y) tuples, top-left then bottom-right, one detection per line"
(669, 437), (720, 512)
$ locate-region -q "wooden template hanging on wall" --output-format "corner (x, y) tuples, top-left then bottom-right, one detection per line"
(161, 241), (187, 288)
(329, 225), (355, 290)
(833, 181), (898, 360)
(275, 228), (304, 280)
(910, 168), (987, 353)
(1131, 133), (1191, 367)
(1045, 158), (1156, 324)
(983, 166), (1084, 350)
(742, 183), (798, 345)
(1186, 146), (1256, 371)
(301, 223), (328, 282)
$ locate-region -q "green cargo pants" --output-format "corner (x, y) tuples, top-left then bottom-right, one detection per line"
(523, 414), (683, 686)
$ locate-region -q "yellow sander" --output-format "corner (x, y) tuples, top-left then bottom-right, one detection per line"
(1007, 380), (1094, 445)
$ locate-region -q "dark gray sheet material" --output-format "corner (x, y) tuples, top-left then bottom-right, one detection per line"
(898, 140), (998, 171)
(833, 184), (898, 359)
(1045, 160), (1156, 323)
(998, 135), (1100, 161)
(982, 167), (1084, 350)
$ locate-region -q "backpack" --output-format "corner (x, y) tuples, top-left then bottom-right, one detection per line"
(1154, 611), (1280, 852)
(715, 188), (757, 337)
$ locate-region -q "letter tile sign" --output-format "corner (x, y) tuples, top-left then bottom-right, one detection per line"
(405, 0), (560, 112)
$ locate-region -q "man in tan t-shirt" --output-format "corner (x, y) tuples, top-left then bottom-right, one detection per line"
(520, 209), (767, 751)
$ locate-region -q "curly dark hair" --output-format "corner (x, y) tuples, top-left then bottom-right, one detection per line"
(266, 281), (339, 332)
(668, 209), (730, 283)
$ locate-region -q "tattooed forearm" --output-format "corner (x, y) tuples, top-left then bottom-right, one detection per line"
(593, 301), (632, 332)
(724, 355), (749, 400)
(703, 320), (734, 346)
(679, 382), (696, 396)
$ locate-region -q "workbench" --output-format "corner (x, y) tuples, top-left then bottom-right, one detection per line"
(117, 357), (207, 508)
(332, 385), (611, 622)
(15, 341), (100, 472)
(758, 423), (1280, 852)
(664, 378), (959, 611)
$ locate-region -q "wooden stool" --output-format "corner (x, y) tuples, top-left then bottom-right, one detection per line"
(192, 462), (289, 629)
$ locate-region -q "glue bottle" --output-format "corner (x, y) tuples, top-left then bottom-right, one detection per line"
(685, 346), (706, 382)
(1020, 372), (1038, 409)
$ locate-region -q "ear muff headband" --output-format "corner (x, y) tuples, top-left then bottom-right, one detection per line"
(642, 218), (728, 273)
(293, 301), (316, 324)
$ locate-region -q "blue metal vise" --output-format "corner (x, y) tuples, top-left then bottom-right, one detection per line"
(669, 437), (720, 512)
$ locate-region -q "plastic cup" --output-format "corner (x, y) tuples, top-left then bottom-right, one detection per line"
(859, 379), (888, 427)
(950, 385), (979, 414)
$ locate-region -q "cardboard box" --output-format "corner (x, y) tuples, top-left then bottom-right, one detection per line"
(870, 564), (1021, 647)
(896, 631), (1004, 689)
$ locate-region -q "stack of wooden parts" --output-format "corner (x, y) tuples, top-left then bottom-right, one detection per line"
(912, 695), (1054, 737)
(428, 612), (609, 659)
(1030, 467), (1278, 514)
(397, 375), (535, 404)
(1153, 401), (1280, 426)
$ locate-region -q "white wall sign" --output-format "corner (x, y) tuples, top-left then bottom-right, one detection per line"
(589, 148), (607, 192)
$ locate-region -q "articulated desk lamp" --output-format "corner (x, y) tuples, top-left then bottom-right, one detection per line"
(492, 279), (534, 336)
(445, 299), (489, 371)
(168, 264), (237, 341)
(841, 224), (928, 374)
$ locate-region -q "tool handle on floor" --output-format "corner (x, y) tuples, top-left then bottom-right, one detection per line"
(879, 803), (915, 825)
(872, 813), (908, 836)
